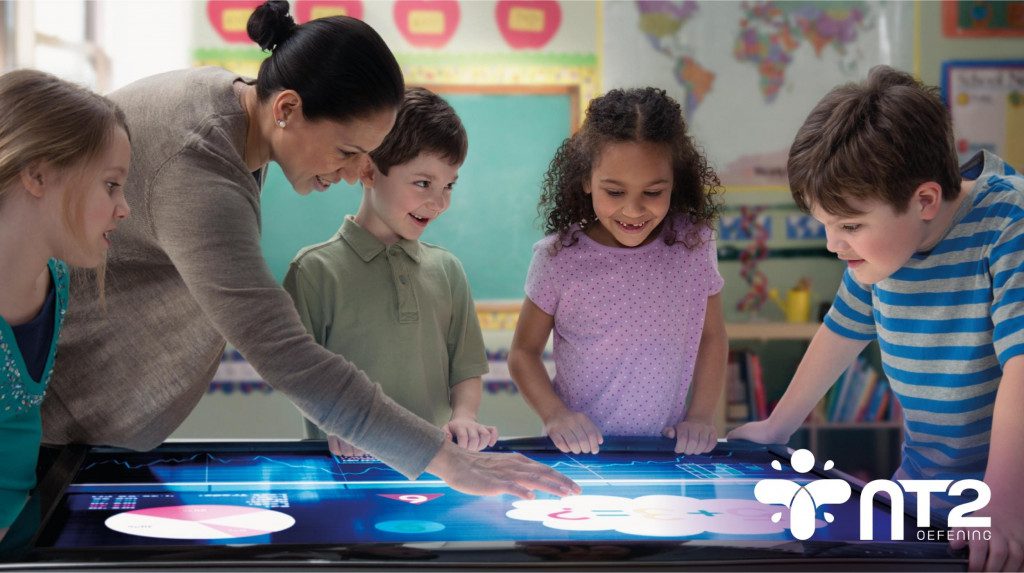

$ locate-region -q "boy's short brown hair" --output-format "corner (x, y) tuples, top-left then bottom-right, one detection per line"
(369, 87), (467, 175)
(787, 65), (960, 216)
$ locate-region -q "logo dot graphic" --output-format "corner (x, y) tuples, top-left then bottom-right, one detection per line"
(790, 449), (814, 473)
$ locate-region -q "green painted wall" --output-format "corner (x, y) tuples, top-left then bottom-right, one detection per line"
(259, 92), (572, 300)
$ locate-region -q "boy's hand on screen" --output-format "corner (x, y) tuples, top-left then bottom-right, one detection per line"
(444, 417), (499, 451)
(663, 421), (717, 455)
(327, 434), (365, 457)
(727, 419), (785, 445)
(949, 502), (1024, 572)
(426, 441), (581, 499)
(543, 410), (603, 454)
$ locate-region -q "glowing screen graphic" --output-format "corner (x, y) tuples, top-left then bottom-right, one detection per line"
(40, 442), (904, 548)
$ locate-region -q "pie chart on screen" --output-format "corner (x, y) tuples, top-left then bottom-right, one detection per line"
(105, 505), (295, 539)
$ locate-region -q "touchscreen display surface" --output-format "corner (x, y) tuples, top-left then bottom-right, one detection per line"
(36, 442), (905, 548)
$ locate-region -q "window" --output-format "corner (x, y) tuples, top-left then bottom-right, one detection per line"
(1, 0), (109, 90)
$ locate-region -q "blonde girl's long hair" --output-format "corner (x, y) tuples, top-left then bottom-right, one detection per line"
(0, 69), (129, 300)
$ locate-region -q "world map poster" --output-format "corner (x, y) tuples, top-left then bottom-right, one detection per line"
(604, 1), (915, 190)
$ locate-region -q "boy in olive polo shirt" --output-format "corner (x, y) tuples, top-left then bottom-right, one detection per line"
(284, 88), (497, 456)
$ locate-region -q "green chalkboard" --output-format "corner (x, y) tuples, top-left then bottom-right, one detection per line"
(259, 90), (573, 300)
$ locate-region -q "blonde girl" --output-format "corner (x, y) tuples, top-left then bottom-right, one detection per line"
(0, 69), (130, 536)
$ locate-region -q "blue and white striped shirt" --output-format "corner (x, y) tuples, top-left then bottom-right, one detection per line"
(825, 151), (1024, 510)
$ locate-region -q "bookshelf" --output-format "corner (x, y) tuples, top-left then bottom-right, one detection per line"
(721, 322), (903, 478)
(724, 321), (821, 341)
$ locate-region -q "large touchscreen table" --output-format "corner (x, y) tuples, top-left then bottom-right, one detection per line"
(1, 439), (963, 570)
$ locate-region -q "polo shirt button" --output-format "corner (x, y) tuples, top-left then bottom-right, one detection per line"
(399, 275), (408, 284)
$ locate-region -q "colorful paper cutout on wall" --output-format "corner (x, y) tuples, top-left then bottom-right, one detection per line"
(785, 214), (826, 240)
(719, 213), (773, 241)
(495, 0), (561, 49)
(394, 0), (461, 48)
(295, 0), (364, 22)
(207, 0), (363, 44)
(207, 1), (265, 44)
(943, 1), (1024, 37)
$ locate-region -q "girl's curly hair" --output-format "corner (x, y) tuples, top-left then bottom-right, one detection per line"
(538, 87), (720, 251)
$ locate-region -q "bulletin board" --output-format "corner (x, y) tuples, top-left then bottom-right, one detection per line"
(942, 1), (1024, 37)
(941, 60), (1024, 169)
(259, 86), (576, 301)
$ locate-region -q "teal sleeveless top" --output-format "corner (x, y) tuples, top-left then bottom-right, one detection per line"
(0, 259), (68, 528)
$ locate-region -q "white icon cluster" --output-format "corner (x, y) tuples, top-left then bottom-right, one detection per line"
(754, 449), (852, 540)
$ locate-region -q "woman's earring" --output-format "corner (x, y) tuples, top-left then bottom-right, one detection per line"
(276, 119), (287, 128)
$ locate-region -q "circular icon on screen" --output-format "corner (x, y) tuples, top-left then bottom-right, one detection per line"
(374, 520), (445, 534)
(105, 504), (295, 540)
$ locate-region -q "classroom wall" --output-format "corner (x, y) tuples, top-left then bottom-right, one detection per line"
(919, 1), (1024, 86)
(258, 90), (573, 299)
(96, 1), (192, 90)
(168, 0), (1024, 442)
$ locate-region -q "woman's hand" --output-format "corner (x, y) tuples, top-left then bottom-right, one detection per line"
(326, 434), (366, 457)
(425, 440), (581, 499)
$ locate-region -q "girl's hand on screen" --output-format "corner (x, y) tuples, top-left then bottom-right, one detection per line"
(663, 420), (717, 455)
(544, 410), (603, 454)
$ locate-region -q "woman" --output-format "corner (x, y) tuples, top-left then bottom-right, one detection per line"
(42, 0), (577, 499)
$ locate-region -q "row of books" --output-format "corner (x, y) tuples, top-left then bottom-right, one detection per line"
(815, 356), (900, 423)
(725, 350), (902, 424)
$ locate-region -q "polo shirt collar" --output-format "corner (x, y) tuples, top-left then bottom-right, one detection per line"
(338, 216), (422, 263)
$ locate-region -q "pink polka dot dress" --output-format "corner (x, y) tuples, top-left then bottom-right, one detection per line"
(525, 216), (723, 436)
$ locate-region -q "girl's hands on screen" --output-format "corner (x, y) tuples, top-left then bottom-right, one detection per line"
(543, 410), (604, 454)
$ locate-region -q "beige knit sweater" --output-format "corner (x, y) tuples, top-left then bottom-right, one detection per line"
(42, 67), (444, 478)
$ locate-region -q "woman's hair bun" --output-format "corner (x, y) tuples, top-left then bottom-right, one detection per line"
(247, 1), (296, 52)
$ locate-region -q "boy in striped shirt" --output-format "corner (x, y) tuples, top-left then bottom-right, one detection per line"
(729, 65), (1023, 571)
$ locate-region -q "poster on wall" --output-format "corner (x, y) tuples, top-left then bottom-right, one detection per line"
(195, 1), (591, 59)
(942, 1), (1024, 37)
(393, 0), (461, 48)
(602, 1), (915, 190)
(193, 0), (597, 114)
(206, 0), (363, 43)
(942, 60), (1024, 169)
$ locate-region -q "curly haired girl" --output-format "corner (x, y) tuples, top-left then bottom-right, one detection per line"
(509, 87), (726, 455)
